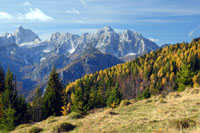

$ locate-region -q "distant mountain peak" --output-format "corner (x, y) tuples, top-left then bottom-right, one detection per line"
(16, 26), (25, 32)
(14, 26), (41, 44)
(102, 26), (114, 31)
(98, 26), (115, 34)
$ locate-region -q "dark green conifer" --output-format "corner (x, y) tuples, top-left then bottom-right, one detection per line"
(71, 85), (86, 114)
(0, 63), (4, 93)
(106, 82), (122, 108)
(42, 67), (63, 119)
(31, 87), (43, 122)
(0, 68), (28, 131)
(0, 105), (16, 131)
(177, 62), (193, 92)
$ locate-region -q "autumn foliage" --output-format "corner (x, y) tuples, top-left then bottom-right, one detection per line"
(63, 38), (200, 113)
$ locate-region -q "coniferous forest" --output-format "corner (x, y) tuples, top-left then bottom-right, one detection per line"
(0, 38), (200, 131)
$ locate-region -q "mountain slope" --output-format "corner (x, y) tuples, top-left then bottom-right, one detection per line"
(63, 38), (200, 111)
(12, 87), (200, 133)
(59, 48), (124, 85)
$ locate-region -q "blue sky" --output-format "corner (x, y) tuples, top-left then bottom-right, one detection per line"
(0, 0), (200, 45)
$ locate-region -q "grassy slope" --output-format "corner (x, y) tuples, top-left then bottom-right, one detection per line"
(12, 87), (200, 133)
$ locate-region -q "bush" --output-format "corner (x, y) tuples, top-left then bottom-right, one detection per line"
(171, 118), (196, 130)
(137, 88), (151, 100)
(53, 122), (76, 133)
(68, 112), (82, 119)
(28, 127), (43, 133)
(119, 100), (131, 108)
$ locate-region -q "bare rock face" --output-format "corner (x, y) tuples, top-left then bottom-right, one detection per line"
(14, 26), (41, 45)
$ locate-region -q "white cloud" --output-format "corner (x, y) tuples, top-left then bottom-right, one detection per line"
(0, 12), (12, 20)
(22, 1), (31, 6)
(80, 0), (86, 7)
(188, 25), (200, 37)
(148, 38), (159, 42)
(18, 8), (53, 22)
(67, 8), (80, 15)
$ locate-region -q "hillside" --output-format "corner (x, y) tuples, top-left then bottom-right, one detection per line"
(63, 38), (200, 114)
(58, 48), (124, 85)
(12, 87), (200, 133)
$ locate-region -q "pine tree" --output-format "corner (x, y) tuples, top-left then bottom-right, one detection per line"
(95, 86), (104, 107)
(0, 105), (16, 131)
(88, 86), (97, 109)
(0, 63), (4, 93)
(42, 67), (63, 119)
(17, 95), (29, 124)
(71, 86), (86, 114)
(0, 68), (18, 131)
(5, 68), (14, 91)
(176, 62), (193, 92)
(32, 87), (42, 122)
(106, 83), (122, 108)
(0, 63), (4, 118)
(0, 68), (28, 130)
(1, 68), (18, 112)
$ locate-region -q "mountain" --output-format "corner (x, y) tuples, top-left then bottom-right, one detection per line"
(59, 48), (123, 85)
(0, 26), (40, 46)
(0, 26), (159, 94)
(71, 26), (159, 58)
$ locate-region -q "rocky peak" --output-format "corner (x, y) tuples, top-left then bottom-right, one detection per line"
(97, 26), (116, 35)
(14, 26), (41, 45)
(121, 30), (142, 40)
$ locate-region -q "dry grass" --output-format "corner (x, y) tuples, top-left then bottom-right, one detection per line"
(12, 87), (200, 133)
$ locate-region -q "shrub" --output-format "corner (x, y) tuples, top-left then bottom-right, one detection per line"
(28, 127), (43, 133)
(68, 112), (82, 119)
(137, 88), (151, 100)
(53, 122), (76, 133)
(171, 118), (196, 130)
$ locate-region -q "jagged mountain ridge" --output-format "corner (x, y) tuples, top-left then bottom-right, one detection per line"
(0, 26), (159, 94)
(49, 26), (159, 58)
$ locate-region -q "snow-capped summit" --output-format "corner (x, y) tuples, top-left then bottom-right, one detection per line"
(0, 26), (41, 46)
(49, 32), (79, 54)
(97, 26), (115, 34)
(122, 30), (142, 40)
(14, 26), (41, 45)
(45, 26), (159, 57)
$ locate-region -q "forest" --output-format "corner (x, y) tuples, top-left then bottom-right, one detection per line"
(0, 38), (200, 131)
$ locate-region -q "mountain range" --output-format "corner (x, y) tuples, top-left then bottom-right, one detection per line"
(0, 26), (159, 95)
